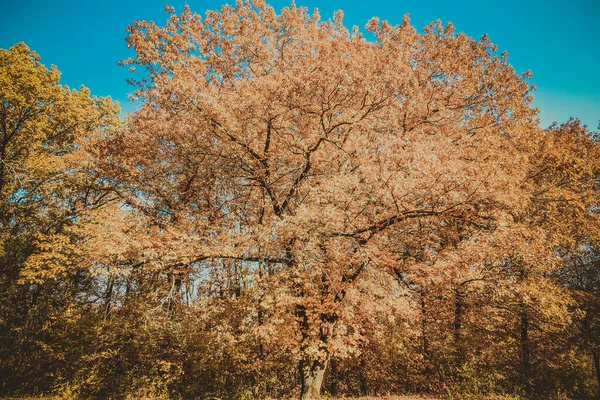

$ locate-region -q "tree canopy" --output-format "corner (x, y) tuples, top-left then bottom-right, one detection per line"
(1, 2), (600, 399)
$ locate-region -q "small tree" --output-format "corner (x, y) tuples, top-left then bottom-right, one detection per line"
(0, 42), (120, 394)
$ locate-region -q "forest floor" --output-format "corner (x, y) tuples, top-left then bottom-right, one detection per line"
(7, 397), (518, 400)
(11, 396), (444, 400)
(12, 396), (441, 400)
(7, 396), (523, 400)
(342, 397), (447, 400)
(341, 397), (440, 400)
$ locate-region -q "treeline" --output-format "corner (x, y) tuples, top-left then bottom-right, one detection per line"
(1, 2), (600, 399)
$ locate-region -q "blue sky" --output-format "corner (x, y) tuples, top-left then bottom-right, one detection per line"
(2, 0), (599, 130)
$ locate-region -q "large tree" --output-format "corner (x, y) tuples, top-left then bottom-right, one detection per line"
(3, 2), (600, 399)
(78, 1), (542, 398)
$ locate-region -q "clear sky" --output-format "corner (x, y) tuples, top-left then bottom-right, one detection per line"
(2, 0), (599, 130)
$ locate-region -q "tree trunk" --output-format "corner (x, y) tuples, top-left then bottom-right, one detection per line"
(329, 358), (338, 397)
(103, 274), (114, 317)
(421, 293), (430, 376)
(0, 136), (8, 196)
(359, 355), (368, 396)
(592, 348), (600, 400)
(296, 301), (329, 400)
(454, 288), (464, 371)
(300, 358), (328, 400)
(520, 307), (531, 397)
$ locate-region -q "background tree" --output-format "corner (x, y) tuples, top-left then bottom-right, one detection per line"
(0, 42), (120, 395)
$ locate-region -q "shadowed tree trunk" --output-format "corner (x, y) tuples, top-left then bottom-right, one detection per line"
(421, 293), (431, 377)
(520, 306), (531, 397)
(359, 355), (368, 396)
(454, 288), (464, 372)
(592, 349), (600, 400)
(359, 357), (368, 396)
(329, 358), (338, 397)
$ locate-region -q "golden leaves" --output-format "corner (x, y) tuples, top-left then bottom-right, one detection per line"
(8, 4), (597, 393)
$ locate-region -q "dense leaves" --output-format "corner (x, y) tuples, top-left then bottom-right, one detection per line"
(1, 2), (600, 399)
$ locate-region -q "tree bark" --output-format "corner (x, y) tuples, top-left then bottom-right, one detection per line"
(520, 307), (531, 397)
(103, 274), (114, 317)
(329, 358), (338, 397)
(0, 135), (8, 197)
(299, 358), (328, 399)
(592, 348), (600, 400)
(421, 294), (430, 374)
(296, 301), (329, 400)
(454, 288), (464, 371)
(359, 355), (368, 396)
